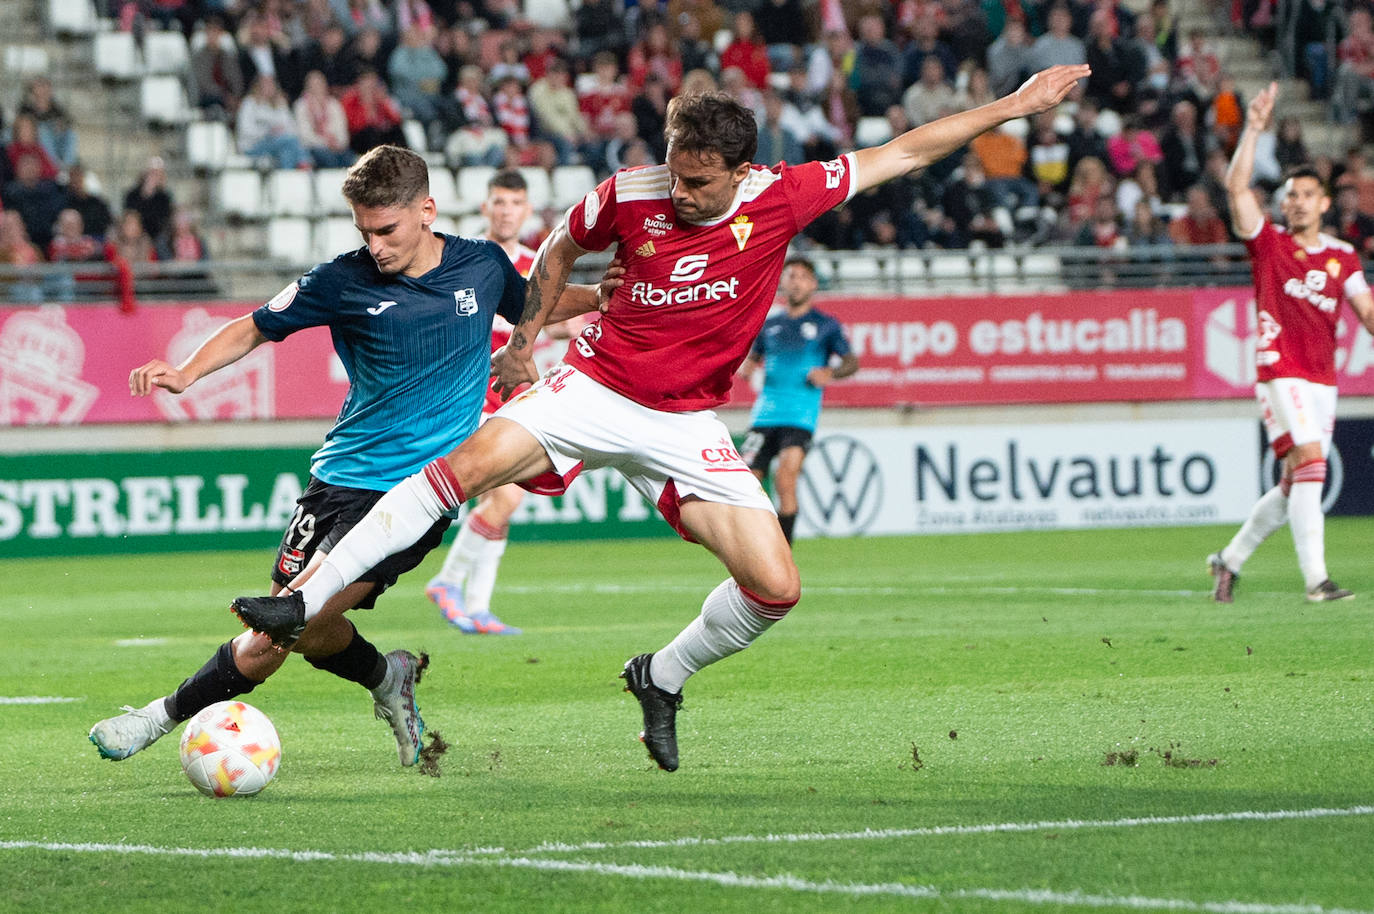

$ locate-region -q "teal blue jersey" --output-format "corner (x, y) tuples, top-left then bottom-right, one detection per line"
(747, 307), (852, 432)
(252, 234), (525, 490)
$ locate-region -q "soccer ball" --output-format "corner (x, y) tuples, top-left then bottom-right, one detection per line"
(179, 700), (281, 797)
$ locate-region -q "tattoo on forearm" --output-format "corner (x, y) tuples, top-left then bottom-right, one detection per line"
(510, 330), (529, 351)
(520, 278), (544, 329)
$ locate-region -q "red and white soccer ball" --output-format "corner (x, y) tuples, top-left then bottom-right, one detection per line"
(179, 700), (281, 797)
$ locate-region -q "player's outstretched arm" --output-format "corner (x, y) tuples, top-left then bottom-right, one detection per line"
(1225, 81), (1276, 239)
(492, 221), (587, 399)
(129, 313), (267, 396)
(850, 64), (1088, 194)
(1348, 290), (1374, 338)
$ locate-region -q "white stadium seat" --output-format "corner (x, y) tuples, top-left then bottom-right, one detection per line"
(853, 116), (893, 148)
(142, 29), (190, 75)
(5, 46), (51, 76)
(95, 31), (141, 80)
(48, 0), (99, 37)
(140, 75), (192, 125)
(185, 120), (234, 171)
(454, 165), (496, 214)
(402, 119), (428, 152)
(318, 217), (363, 260)
(214, 169), (266, 220)
(313, 169), (352, 215)
(428, 166), (460, 213)
(522, 0), (571, 29)
(267, 216), (313, 262)
(550, 165), (594, 212)
(518, 167), (552, 210)
(267, 169), (316, 217)
(457, 213), (487, 238)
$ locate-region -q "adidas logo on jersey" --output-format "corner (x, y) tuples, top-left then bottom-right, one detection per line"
(635, 241), (656, 258)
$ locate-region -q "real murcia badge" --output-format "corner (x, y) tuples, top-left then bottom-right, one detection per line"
(730, 215), (754, 252)
(1327, 257), (1342, 278)
(636, 240), (656, 257)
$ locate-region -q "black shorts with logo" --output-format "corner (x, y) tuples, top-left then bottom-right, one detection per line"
(270, 476), (452, 609)
(740, 425), (814, 474)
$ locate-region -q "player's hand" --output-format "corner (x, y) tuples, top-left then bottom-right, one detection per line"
(1247, 81), (1278, 131)
(1013, 64), (1091, 116)
(490, 344), (539, 401)
(129, 359), (189, 396)
(806, 367), (835, 388)
(596, 257), (625, 313)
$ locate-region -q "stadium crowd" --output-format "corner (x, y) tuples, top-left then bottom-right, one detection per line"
(7, 0), (1374, 296)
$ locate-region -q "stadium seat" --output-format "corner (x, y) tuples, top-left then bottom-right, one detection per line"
(1000, 117), (1030, 142)
(1018, 253), (1063, 277)
(853, 116), (893, 147)
(713, 29), (733, 54)
(928, 254), (973, 281)
(267, 216), (313, 262)
(457, 213), (487, 237)
(431, 215), (458, 236)
(140, 75), (192, 125)
(402, 119), (428, 152)
(95, 31), (141, 80)
(313, 169), (352, 214)
(214, 169), (266, 220)
(975, 253), (1019, 279)
(48, 0), (99, 37)
(522, 0), (571, 29)
(455, 165), (496, 214)
(428, 166), (460, 214)
(518, 167), (552, 210)
(142, 29), (190, 75)
(266, 169), (316, 217)
(835, 257), (887, 282)
(5, 46), (50, 76)
(318, 217), (363, 259)
(551, 165), (595, 211)
(1095, 108), (1124, 138)
(185, 120), (234, 171)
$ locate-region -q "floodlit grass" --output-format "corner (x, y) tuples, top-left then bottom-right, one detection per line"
(2, 521), (1372, 912)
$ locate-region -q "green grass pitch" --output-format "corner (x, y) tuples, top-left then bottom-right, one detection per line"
(2, 521), (1372, 912)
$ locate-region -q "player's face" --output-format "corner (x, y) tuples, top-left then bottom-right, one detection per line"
(780, 263), (817, 307)
(665, 145), (751, 222)
(1280, 176), (1330, 232)
(352, 196), (436, 276)
(482, 186), (532, 245)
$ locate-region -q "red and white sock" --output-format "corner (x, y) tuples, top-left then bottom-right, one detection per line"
(1287, 458), (1328, 589)
(299, 460), (465, 619)
(462, 515), (508, 614)
(649, 580), (796, 694)
(1222, 482), (1289, 572)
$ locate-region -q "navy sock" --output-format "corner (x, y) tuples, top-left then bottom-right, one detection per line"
(779, 513), (797, 544)
(305, 623), (387, 690)
(166, 640), (259, 722)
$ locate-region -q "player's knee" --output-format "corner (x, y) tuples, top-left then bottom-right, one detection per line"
(745, 562), (800, 609)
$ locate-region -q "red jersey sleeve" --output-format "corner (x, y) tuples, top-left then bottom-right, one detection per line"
(780, 154), (858, 233)
(565, 173), (621, 252)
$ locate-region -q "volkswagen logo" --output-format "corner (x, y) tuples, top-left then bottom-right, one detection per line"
(797, 435), (883, 537)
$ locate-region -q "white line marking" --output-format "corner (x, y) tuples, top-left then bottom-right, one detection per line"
(0, 839), (1367, 914)
(115, 638), (169, 647)
(0, 696), (80, 705)
(507, 804), (1374, 855)
(494, 582), (1207, 598)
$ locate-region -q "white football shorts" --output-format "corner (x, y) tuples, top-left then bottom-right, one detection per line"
(492, 364), (774, 539)
(1256, 377), (1336, 457)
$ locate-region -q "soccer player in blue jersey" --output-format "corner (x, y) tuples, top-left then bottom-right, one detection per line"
(738, 257), (859, 544)
(89, 145), (605, 769)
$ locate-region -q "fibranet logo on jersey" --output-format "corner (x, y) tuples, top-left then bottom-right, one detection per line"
(631, 254), (740, 306)
(1283, 271), (1338, 313)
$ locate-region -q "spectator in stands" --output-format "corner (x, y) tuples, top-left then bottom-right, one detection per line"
(528, 57), (589, 166)
(901, 15), (959, 88)
(1327, 182), (1374, 255)
(1064, 97), (1110, 177)
(955, 66), (997, 112)
(1028, 110), (1072, 199)
(720, 66), (764, 120)
(63, 163), (113, 241)
(488, 37), (531, 86)
(1334, 7), (1374, 125)
(1074, 195), (1124, 248)
(335, 0), (393, 37)
(435, 23), (476, 94)
(189, 14), (245, 119)
(111, 209), (158, 266)
(156, 205), (211, 264)
(1105, 114), (1163, 178)
(294, 70), (356, 168)
(754, 0), (809, 70)
(851, 14), (903, 117)
(780, 65), (842, 161)
(1208, 74), (1244, 153)
(491, 74), (533, 159)
(667, 0), (724, 44)
(1116, 159), (1164, 222)
(6, 113), (60, 182)
(676, 12), (718, 76)
(446, 64), (507, 166)
(238, 8), (298, 97)
(521, 30), (561, 84)
(393, 0), (436, 36)
(1335, 145), (1374, 216)
(1159, 99), (1210, 200)
(1028, 4), (1086, 72)
(0, 211), (44, 303)
(1125, 198), (1173, 248)
(938, 154), (1008, 248)
(339, 26), (390, 87)
(755, 89), (805, 166)
(1293, 0), (1335, 100)
(627, 20), (683, 94)
(1168, 184), (1228, 246)
(973, 119), (1038, 214)
(902, 56), (958, 127)
(987, 17), (1033, 97)
(720, 10), (772, 90)
(572, 0), (626, 59)
(631, 72), (670, 161)
(19, 78), (78, 171)
(1147, 0), (1178, 61)
(806, 28), (853, 98)
(340, 69), (407, 154)
(1274, 116), (1310, 173)
(1084, 7), (1143, 113)
(292, 23), (354, 91)
(578, 51), (632, 152)
(387, 25), (450, 145)
(237, 73), (313, 169)
(48, 208), (105, 264)
(1065, 155), (1114, 227)
(5, 152), (67, 251)
(123, 158), (174, 243)
(602, 111), (645, 173)
(1174, 30), (1220, 106)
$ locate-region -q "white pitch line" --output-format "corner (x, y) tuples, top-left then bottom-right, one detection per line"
(507, 804), (1374, 855)
(0, 839), (1368, 914)
(495, 582), (1202, 598)
(0, 696), (80, 705)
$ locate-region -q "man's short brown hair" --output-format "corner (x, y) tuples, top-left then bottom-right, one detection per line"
(664, 92), (758, 170)
(342, 145), (430, 209)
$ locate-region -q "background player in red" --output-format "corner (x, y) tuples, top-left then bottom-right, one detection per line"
(1208, 82), (1374, 603)
(424, 169), (588, 635)
(232, 64), (1090, 772)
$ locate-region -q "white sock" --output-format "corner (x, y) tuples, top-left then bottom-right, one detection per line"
(465, 534), (507, 614)
(299, 469), (455, 619)
(1222, 484), (1288, 573)
(435, 515), (484, 585)
(1288, 460), (1328, 588)
(649, 580), (790, 694)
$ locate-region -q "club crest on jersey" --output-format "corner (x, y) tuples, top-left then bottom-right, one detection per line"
(730, 215), (754, 252)
(642, 213), (674, 236)
(454, 288), (478, 315)
(1327, 258), (1342, 278)
(636, 241), (656, 258)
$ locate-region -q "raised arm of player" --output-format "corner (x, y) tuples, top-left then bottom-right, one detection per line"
(491, 220), (588, 399)
(850, 64), (1089, 194)
(129, 313), (267, 396)
(1225, 81), (1276, 239)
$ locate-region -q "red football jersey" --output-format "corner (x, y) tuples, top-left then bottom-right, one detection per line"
(486, 241), (539, 412)
(563, 156), (858, 411)
(1244, 220), (1369, 385)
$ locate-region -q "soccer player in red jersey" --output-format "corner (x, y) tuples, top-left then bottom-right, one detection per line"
(233, 64), (1090, 771)
(1208, 82), (1374, 603)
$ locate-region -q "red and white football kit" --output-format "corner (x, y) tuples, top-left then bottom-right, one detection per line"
(1243, 220), (1370, 455)
(495, 155), (859, 535)
(483, 242), (538, 414)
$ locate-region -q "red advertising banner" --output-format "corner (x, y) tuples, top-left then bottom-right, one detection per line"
(6, 289), (1374, 426)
